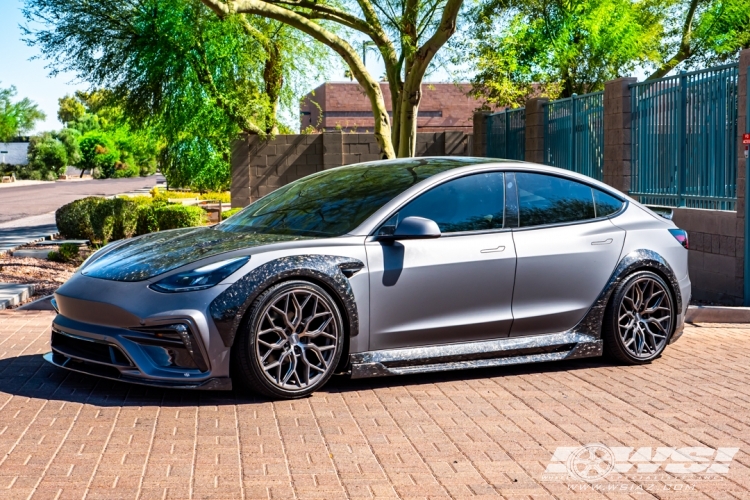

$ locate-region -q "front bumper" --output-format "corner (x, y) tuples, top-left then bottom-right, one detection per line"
(46, 314), (231, 390)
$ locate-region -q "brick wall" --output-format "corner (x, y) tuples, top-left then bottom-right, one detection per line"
(300, 83), (480, 133)
(231, 131), (468, 207)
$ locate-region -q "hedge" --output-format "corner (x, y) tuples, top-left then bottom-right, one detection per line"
(56, 197), (206, 244)
(221, 208), (242, 219)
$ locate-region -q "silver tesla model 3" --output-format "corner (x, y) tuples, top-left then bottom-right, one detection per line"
(45, 158), (691, 399)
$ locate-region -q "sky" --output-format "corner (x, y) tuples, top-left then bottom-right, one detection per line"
(0, 0), (89, 134)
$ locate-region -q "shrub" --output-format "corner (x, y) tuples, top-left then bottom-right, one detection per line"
(200, 192), (230, 203)
(56, 195), (206, 243)
(111, 197), (139, 240)
(48, 243), (80, 263)
(90, 200), (116, 244)
(135, 204), (159, 236)
(56, 197), (103, 240)
(154, 205), (205, 230)
(221, 208), (242, 219)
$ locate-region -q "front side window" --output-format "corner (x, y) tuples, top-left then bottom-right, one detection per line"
(383, 172), (505, 234)
(516, 173), (596, 227)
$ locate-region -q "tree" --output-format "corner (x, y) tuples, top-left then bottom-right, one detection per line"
(0, 84), (46, 142)
(461, 0), (664, 106)
(198, 0), (465, 157)
(648, 0), (750, 79)
(27, 133), (68, 178)
(24, 0), (332, 137)
(57, 95), (85, 124)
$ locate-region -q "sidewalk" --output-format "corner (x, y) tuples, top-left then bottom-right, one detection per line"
(0, 212), (58, 255)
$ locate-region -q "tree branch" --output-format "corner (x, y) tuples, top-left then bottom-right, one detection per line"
(201, 0), (395, 157)
(647, 0), (700, 80)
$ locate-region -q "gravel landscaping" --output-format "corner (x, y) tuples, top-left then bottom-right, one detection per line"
(0, 253), (79, 302)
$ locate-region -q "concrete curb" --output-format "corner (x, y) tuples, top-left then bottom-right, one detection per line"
(686, 305), (750, 324)
(0, 284), (36, 310)
(16, 295), (55, 311)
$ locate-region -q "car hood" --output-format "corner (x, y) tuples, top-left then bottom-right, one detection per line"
(81, 227), (311, 282)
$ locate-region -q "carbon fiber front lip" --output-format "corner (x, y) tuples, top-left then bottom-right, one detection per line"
(43, 352), (232, 390)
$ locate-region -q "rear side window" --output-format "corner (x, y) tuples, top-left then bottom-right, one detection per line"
(593, 189), (624, 217)
(516, 173), (595, 227)
(392, 172), (505, 233)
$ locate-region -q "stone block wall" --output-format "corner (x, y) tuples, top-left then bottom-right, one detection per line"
(231, 131), (468, 207)
(672, 209), (743, 304)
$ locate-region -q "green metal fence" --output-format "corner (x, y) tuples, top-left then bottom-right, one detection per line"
(543, 92), (604, 180)
(486, 108), (525, 160)
(630, 64), (739, 210)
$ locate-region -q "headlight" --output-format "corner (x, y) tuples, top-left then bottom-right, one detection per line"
(149, 256), (249, 293)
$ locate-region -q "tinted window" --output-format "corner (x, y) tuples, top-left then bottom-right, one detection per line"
(516, 173), (595, 227)
(217, 159), (474, 237)
(387, 172), (505, 233)
(594, 189), (624, 217)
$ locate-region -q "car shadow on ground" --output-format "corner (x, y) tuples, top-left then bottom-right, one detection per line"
(0, 353), (624, 407)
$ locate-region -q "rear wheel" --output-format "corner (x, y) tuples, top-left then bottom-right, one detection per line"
(232, 280), (344, 399)
(603, 270), (675, 364)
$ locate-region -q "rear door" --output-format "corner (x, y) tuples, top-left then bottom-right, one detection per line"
(508, 172), (626, 337)
(366, 171), (517, 350)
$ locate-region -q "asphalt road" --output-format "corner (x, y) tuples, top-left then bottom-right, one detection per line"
(0, 175), (163, 224)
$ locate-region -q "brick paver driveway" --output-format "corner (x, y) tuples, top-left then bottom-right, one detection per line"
(0, 311), (747, 499)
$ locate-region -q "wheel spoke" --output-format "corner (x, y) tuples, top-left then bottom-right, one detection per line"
(255, 288), (338, 391)
(616, 276), (672, 359)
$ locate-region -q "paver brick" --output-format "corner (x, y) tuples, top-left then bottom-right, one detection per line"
(0, 312), (749, 498)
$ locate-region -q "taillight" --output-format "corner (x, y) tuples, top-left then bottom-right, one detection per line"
(669, 229), (688, 249)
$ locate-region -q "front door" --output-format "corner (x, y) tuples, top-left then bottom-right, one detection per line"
(508, 172), (626, 336)
(366, 171), (517, 351)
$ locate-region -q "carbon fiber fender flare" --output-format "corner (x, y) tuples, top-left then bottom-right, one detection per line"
(209, 255), (363, 347)
(572, 249), (682, 339)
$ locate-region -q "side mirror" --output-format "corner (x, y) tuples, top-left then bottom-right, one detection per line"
(381, 216), (441, 241)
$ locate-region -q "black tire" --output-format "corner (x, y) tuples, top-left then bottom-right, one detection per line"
(602, 270), (675, 365)
(232, 280), (345, 399)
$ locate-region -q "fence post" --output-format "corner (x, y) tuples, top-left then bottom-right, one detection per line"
(603, 77), (637, 194)
(571, 93), (578, 171)
(678, 71), (688, 207)
(525, 98), (548, 163)
(472, 111), (491, 156)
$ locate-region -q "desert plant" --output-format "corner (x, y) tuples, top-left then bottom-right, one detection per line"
(47, 243), (80, 263)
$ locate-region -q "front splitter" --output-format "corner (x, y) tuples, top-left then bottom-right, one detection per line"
(43, 352), (232, 391)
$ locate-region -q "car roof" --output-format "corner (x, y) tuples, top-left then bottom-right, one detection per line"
(346, 156), (628, 236)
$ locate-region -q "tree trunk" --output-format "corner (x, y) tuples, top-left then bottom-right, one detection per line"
(200, 0), (396, 157)
(397, 84), (420, 157)
(263, 42), (283, 134)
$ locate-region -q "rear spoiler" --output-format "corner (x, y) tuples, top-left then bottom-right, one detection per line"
(644, 205), (674, 221)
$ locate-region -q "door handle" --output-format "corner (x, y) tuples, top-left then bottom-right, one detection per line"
(480, 245), (505, 253)
(591, 238), (613, 245)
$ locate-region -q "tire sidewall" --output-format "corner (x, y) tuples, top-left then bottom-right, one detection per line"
(607, 270), (675, 363)
(242, 280), (345, 399)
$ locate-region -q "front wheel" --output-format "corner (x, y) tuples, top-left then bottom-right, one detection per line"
(602, 270), (675, 364)
(232, 280), (345, 399)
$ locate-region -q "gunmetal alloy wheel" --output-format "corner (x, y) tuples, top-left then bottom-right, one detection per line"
(603, 271), (675, 364)
(233, 281), (344, 398)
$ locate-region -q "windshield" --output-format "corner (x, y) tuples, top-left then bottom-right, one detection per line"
(217, 158), (493, 237)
